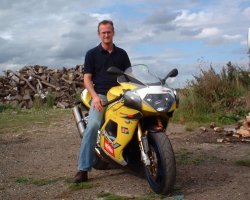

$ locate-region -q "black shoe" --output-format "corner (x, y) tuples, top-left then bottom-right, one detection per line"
(73, 171), (88, 183)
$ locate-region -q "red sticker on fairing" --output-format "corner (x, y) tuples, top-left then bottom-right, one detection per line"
(104, 139), (114, 157)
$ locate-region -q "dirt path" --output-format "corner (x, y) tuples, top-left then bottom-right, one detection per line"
(0, 116), (249, 200)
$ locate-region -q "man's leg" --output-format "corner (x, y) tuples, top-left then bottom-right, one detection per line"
(78, 105), (104, 171)
(74, 95), (107, 182)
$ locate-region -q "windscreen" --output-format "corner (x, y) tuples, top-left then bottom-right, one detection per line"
(119, 64), (161, 86)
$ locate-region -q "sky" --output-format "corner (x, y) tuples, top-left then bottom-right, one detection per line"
(0, 0), (250, 87)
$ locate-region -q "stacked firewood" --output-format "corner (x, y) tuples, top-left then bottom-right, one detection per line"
(236, 113), (250, 138)
(0, 65), (84, 109)
(200, 113), (250, 143)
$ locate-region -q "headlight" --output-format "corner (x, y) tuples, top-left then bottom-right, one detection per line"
(144, 93), (174, 112)
(124, 91), (142, 110)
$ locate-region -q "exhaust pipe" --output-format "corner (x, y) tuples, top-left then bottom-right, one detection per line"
(72, 105), (85, 138)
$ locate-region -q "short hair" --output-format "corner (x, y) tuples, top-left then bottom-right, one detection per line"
(98, 20), (114, 33)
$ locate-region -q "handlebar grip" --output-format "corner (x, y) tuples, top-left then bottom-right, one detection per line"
(102, 94), (123, 107)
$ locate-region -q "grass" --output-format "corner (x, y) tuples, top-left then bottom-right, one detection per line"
(69, 182), (95, 190)
(97, 192), (165, 200)
(176, 148), (204, 165)
(97, 192), (128, 200)
(16, 176), (33, 184)
(234, 150), (250, 167)
(176, 148), (218, 166)
(16, 175), (95, 191)
(235, 160), (250, 167)
(0, 107), (71, 134)
(15, 175), (167, 199)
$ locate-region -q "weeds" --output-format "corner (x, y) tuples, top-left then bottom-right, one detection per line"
(176, 148), (218, 165)
(69, 182), (95, 190)
(234, 150), (250, 167)
(45, 92), (56, 108)
(33, 97), (44, 109)
(97, 192), (127, 200)
(16, 176), (33, 184)
(175, 148), (194, 165)
(32, 178), (63, 186)
(97, 192), (165, 200)
(173, 62), (250, 125)
(0, 104), (20, 113)
(235, 160), (250, 167)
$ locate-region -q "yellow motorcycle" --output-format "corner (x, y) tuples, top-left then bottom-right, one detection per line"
(73, 64), (178, 194)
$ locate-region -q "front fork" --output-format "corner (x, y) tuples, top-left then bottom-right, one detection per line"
(138, 118), (165, 166)
(137, 123), (150, 166)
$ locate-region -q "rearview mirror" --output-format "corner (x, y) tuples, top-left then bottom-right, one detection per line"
(168, 68), (178, 78)
(161, 68), (178, 85)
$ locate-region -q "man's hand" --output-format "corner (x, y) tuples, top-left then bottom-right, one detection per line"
(83, 73), (104, 112)
(92, 95), (103, 112)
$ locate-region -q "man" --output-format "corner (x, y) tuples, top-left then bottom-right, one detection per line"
(74, 20), (131, 183)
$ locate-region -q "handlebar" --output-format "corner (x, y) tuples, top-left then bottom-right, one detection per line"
(102, 94), (123, 107)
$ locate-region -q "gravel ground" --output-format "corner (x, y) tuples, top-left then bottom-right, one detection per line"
(0, 116), (250, 200)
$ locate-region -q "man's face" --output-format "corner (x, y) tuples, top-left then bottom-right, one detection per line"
(98, 24), (114, 45)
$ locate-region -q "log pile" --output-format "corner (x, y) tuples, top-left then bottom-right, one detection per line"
(235, 113), (250, 138)
(200, 113), (250, 143)
(0, 65), (84, 109)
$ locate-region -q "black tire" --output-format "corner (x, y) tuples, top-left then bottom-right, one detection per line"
(144, 132), (176, 195)
(92, 153), (109, 170)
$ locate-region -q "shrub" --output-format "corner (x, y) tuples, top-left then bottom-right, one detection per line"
(0, 104), (20, 112)
(45, 92), (56, 108)
(174, 62), (250, 125)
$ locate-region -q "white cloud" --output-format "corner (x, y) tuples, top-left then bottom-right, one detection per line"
(195, 27), (222, 39)
(223, 34), (242, 41)
(174, 10), (213, 28)
(0, 0), (249, 84)
(243, 7), (250, 17)
(0, 32), (13, 40)
(90, 13), (112, 21)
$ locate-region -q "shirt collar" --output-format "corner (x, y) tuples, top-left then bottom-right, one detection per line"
(98, 43), (116, 53)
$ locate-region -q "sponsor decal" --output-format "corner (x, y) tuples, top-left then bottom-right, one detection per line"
(121, 126), (129, 134)
(112, 142), (121, 149)
(104, 139), (114, 157)
(124, 119), (130, 124)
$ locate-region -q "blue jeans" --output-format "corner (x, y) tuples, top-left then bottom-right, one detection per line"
(78, 94), (107, 171)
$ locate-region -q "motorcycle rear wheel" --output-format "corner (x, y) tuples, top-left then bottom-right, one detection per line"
(144, 132), (176, 195)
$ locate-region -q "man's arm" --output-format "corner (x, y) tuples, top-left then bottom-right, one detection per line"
(84, 73), (103, 112)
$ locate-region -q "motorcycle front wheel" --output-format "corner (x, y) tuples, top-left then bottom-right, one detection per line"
(144, 132), (176, 195)
(92, 155), (109, 170)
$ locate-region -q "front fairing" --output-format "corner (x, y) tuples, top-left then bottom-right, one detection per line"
(108, 64), (178, 114)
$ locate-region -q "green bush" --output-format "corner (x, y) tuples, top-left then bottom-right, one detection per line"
(174, 62), (250, 125)
(30, 92), (56, 109)
(45, 92), (56, 108)
(0, 104), (20, 113)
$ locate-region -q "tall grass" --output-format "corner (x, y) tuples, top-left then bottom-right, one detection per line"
(173, 62), (250, 125)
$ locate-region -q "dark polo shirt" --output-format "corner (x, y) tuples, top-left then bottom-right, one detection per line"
(84, 43), (131, 95)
